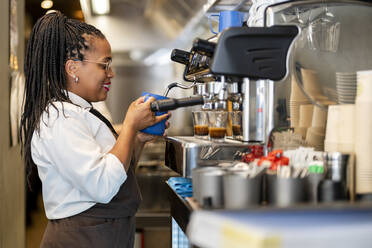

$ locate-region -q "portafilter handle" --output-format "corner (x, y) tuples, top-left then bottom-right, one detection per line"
(150, 96), (204, 112)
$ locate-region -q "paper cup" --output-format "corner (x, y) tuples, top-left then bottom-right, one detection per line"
(294, 126), (307, 140)
(306, 127), (325, 150)
(310, 126), (326, 135)
(325, 105), (339, 143)
(357, 70), (372, 102)
(301, 68), (324, 100)
(338, 142), (354, 153)
(299, 104), (314, 128)
(338, 104), (355, 144)
(324, 140), (338, 152)
(291, 75), (309, 102)
(312, 106), (328, 128)
(355, 100), (372, 193)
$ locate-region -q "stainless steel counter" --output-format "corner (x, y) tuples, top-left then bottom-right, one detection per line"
(165, 136), (258, 177)
(167, 183), (372, 234)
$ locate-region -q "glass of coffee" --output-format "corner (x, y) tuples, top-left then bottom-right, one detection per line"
(207, 111), (228, 141)
(192, 111), (209, 138)
(230, 111), (242, 139)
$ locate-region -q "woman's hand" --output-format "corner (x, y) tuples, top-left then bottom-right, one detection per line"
(136, 118), (171, 144)
(123, 96), (169, 132)
(111, 98), (169, 172)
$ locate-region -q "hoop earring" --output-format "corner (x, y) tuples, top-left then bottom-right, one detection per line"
(74, 76), (79, 83)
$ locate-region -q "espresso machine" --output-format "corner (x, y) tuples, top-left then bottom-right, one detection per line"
(150, 25), (299, 177)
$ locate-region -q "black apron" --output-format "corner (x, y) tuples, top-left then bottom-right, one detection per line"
(40, 108), (141, 248)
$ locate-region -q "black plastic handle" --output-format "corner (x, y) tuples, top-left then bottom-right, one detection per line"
(192, 38), (216, 56)
(171, 49), (191, 65)
(150, 96), (204, 112)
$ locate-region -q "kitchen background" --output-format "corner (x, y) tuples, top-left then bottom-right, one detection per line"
(21, 1), (253, 248)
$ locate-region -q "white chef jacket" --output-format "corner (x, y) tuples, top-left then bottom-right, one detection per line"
(31, 91), (127, 219)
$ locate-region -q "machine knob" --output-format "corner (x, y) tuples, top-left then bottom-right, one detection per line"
(192, 38), (216, 56)
(170, 49), (191, 65)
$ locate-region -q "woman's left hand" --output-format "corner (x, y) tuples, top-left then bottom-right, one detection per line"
(136, 119), (171, 144)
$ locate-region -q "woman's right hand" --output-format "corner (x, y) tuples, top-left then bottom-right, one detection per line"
(123, 96), (169, 132)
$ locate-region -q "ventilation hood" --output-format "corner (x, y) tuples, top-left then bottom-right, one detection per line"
(80, 0), (251, 53)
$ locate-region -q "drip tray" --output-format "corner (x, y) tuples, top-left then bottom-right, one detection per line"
(165, 136), (260, 177)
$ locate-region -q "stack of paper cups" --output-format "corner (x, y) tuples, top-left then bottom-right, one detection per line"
(324, 105), (339, 152)
(294, 104), (313, 140)
(306, 127), (325, 151)
(355, 70), (372, 194)
(290, 75), (310, 127)
(324, 104), (354, 153)
(299, 104), (314, 128)
(294, 126), (307, 140)
(312, 105), (328, 128)
(301, 68), (327, 102)
(305, 105), (327, 151)
(338, 104), (355, 152)
(357, 71), (372, 102)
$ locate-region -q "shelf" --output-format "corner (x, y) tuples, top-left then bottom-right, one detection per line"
(167, 182), (194, 233)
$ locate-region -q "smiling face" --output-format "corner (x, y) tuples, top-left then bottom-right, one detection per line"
(66, 36), (114, 103)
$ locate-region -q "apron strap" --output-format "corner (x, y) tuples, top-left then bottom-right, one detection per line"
(89, 108), (119, 139)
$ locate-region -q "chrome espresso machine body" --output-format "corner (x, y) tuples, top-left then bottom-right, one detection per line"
(150, 26), (299, 177)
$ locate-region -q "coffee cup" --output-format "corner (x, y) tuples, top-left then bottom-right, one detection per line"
(207, 111), (228, 141)
(229, 111), (242, 138)
(192, 111), (209, 138)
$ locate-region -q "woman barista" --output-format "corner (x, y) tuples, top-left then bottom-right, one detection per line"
(20, 11), (169, 247)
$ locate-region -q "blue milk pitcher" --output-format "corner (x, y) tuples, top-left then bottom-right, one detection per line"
(209, 10), (244, 34)
(140, 92), (168, 136)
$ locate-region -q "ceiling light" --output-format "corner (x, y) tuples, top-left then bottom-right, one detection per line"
(91, 0), (110, 15)
(41, 0), (53, 9)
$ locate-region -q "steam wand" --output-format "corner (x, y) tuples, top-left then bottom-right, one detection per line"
(163, 81), (197, 97)
(150, 96), (204, 112)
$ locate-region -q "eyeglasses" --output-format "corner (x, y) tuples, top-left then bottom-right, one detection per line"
(82, 59), (112, 73)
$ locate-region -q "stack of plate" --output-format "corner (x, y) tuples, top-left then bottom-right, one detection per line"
(336, 72), (357, 104)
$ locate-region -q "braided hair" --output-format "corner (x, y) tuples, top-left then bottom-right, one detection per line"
(20, 11), (105, 187)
